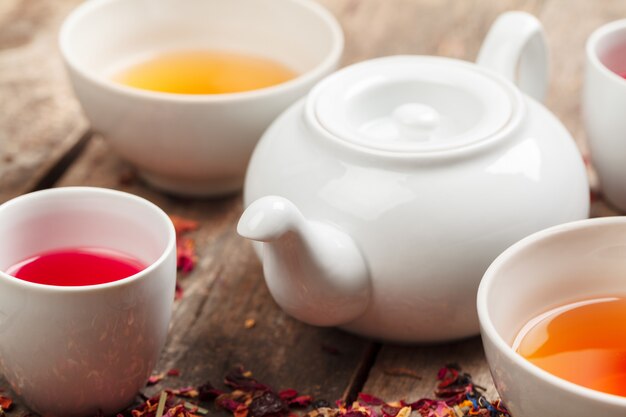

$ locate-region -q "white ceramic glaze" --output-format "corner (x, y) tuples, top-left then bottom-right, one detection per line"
(584, 20), (626, 211)
(238, 12), (589, 343)
(59, 0), (343, 196)
(478, 217), (626, 417)
(0, 187), (176, 417)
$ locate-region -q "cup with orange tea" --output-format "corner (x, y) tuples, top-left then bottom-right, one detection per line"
(59, 0), (343, 196)
(0, 187), (176, 417)
(478, 217), (626, 417)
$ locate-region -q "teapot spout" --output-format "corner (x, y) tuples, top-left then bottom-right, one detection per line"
(238, 196), (371, 327)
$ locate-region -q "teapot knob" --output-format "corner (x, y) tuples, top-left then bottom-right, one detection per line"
(392, 103), (440, 141)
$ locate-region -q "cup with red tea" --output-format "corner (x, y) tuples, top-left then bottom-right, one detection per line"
(0, 187), (176, 417)
(478, 217), (626, 417)
(583, 19), (626, 211)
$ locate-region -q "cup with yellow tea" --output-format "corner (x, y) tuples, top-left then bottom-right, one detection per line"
(59, 0), (343, 196)
(478, 217), (626, 417)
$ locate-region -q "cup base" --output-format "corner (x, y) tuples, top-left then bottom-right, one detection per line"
(139, 171), (242, 197)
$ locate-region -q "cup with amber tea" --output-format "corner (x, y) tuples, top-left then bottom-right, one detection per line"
(478, 217), (626, 417)
(59, 0), (343, 197)
(0, 187), (176, 417)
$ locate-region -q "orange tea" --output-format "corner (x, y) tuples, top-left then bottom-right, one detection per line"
(514, 296), (626, 397)
(112, 50), (297, 94)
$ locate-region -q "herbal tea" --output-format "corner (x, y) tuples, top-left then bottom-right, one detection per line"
(6, 247), (146, 286)
(514, 296), (626, 397)
(112, 50), (297, 94)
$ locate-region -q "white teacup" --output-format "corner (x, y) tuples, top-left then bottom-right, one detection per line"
(0, 187), (176, 417)
(584, 20), (626, 211)
(478, 217), (626, 417)
(59, 0), (343, 196)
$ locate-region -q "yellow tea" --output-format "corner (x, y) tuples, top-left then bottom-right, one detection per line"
(112, 50), (297, 94)
(514, 296), (626, 397)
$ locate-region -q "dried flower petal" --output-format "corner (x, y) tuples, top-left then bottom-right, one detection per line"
(288, 395), (312, 408)
(148, 373), (166, 386)
(278, 389), (298, 401)
(224, 367), (271, 392)
(170, 216), (199, 235)
(357, 394), (384, 406)
(177, 237), (197, 273)
(175, 283), (184, 300)
(249, 391), (287, 417)
(170, 215), (199, 274)
(169, 387), (199, 398)
(0, 395), (11, 410)
(198, 382), (224, 401)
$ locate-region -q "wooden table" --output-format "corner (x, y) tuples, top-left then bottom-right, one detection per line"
(1, 0), (624, 414)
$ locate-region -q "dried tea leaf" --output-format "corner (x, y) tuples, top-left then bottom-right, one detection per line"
(396, 407), (411, 417)
(156, 391), (168, 417)
(249, 391), (287, 417)
(198, 382), (224, 401)
(224, 367), (271, 392)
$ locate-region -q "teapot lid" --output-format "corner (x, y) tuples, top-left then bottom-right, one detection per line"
(308, 56), (523, 153)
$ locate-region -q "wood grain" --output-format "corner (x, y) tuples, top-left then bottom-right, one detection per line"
(362, 338), (497, 402)
(0, 0), (88, 204)
(56, 135), (373, 407)
(539, 0), (626, 217)
(3, 0), (626, 415)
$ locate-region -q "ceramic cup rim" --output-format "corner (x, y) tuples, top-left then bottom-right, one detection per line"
(0, 187), (176, 293)
(58, 0), (344, 104)
(586, 19), (626, 89)
(477, 216), (626, 408)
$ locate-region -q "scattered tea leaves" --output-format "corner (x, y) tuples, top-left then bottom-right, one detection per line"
(148, 373), (166, 386)
(170, 215), (199, 274)
(1, 364), (509, 417)
(155, 391), (167, 417)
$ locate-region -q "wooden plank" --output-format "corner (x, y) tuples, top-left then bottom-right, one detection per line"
(51, 135), (373, 408)
(362, 338), (497, 402)
(3, 0), (625, 415)
(539, 0), (626, 217)
(0, 0), (88, 204)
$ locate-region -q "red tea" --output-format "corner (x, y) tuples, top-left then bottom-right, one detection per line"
(514, 296), (626, 397)
(5, 247), (146, 286)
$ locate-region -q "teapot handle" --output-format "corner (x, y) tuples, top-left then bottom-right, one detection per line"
(476, 11), (548, 102)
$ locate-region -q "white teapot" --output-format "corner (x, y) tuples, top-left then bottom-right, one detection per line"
(238, 12), (589, 342)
